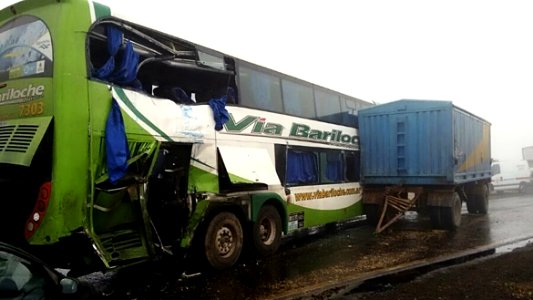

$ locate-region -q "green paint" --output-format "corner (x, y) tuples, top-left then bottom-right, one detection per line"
(287, 201), (363, 230)
(24, 0), (96, 244)
(250, 193), (288, 233)
(188, 165), (219, 193)
(92, 2), (111, 19)
(224, 113), (283, 135)
(180, 199), (210, 248)
(228, 173), (253, 184)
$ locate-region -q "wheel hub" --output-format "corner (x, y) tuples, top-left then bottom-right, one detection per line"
(259, 219), (275, 245)
(215, 227), (234, 256)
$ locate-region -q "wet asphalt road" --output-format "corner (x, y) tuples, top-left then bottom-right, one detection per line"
(83, 191), (533, 299)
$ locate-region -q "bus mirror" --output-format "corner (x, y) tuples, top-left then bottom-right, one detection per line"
(285, 188), (291, 196)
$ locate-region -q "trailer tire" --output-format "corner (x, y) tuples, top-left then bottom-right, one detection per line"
(466, 198), (478, 214)
(253, 205), (282, 256)
(442, 192), (462, 229)
(204, 212), (243, 270)
(467, 185), (489, 214)
(474, 184), (489, 214)
(364, 204), (380, 226)
(430, 193), (462, 230)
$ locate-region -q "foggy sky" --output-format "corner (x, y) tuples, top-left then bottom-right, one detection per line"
(2, 0), (532, 161)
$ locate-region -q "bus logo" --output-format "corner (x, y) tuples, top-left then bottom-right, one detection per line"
(224, 113), (358, 147)
(0, 84), (45, 105)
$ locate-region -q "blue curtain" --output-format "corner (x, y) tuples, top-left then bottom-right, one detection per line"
(325, 152), (343, 182)
(287, 151), (318, 185)
(93, 25), (122, 79)
(105, 99), (130, 184)
(93, 25), (140, 88)
(108, 41), (139, 86)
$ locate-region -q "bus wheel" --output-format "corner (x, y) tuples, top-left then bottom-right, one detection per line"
(253, 205), (282, 256)
(204, 212), (243, 269)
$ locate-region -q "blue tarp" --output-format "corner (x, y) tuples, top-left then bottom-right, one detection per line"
(105, 99), (130, 184)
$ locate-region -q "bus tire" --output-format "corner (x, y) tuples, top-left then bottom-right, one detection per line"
(253, 205), (282, 256)
(204, 212), (243, 270)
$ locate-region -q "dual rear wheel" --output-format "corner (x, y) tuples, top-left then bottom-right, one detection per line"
(204, 205), (282, 269)
(430, 192), (462, 230)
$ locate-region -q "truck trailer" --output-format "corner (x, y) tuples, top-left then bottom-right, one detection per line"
(358, 100), (491, 232)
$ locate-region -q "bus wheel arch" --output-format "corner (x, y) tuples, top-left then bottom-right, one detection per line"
(203, 210), (244, 270)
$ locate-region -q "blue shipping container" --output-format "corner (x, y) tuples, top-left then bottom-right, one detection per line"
(359, 99), (491, 186)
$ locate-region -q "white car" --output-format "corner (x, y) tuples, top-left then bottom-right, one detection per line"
(491, 160), (532, 193)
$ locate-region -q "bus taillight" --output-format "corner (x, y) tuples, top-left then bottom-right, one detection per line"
(24, 182), (52, 239)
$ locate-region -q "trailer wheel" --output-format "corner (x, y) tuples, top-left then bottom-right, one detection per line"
(476, 184), (489, 215)
(430, 192), (462, 230)
(442, 192), (462, 229)
(466, 198), (478, 214)
(467, 186), (489, 214)
(204, 212), (243, 269)
(364, 204), (380, 226)
(253, 205), (282, 256)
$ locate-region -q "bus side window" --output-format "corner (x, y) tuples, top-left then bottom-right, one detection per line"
(153, 86), (193, 104)
(91, 25), (141, 89)
(286, 149), (319, 186)
(320, 151), (343, 183)
(345, 151), (360, 182)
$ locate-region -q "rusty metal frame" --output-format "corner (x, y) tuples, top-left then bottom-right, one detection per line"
(376, 187), (424, 233)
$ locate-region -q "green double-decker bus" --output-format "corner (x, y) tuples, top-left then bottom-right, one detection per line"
(0, 0), (370, 273)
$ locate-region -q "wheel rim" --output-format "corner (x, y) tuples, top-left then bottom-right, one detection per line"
(215, 226), (235, 257)
(259, 217), (276, 245)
